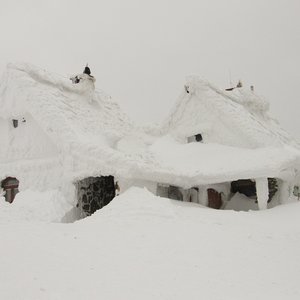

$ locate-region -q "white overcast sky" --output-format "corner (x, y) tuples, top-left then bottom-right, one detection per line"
(0, 0), (299, 139)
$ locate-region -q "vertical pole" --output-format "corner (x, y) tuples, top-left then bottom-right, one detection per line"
(256, 178), (269, 210)
(279, 181), (290, 204)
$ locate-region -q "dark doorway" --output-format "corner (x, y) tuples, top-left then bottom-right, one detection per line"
(1, 177), (19, 203)
(231, 180), (256, 197)
(157, 184), (184, 201)
(168, 185), (183, 201)
(76, 176), (115, 216)
(207, 188), (222, 209)
(231, 178), (278, 202)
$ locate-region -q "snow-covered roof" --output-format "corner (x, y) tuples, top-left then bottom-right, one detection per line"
(0, 63), (134, 149)
(161, 76), (300, 149)
(0, 64), (299, 189)
(146, 135), (300, 186)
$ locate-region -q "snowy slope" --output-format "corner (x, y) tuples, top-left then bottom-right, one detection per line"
(0, 187), (300, 299)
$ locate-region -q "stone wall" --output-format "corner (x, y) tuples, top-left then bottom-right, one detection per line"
(76, 176), (115, 216)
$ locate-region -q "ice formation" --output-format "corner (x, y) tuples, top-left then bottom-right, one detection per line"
(0, 63), (299, 218)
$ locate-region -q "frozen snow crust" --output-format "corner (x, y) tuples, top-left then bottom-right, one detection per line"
(1, 187), (300, 299)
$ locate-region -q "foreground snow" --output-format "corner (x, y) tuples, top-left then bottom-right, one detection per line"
(0, 188), (300, 299)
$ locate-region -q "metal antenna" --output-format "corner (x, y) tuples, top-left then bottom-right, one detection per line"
(228, 69), (233, 87)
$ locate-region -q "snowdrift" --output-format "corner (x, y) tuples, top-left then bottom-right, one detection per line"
(0, 187), (300, 299)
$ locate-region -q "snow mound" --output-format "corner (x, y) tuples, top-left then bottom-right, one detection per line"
(80, 187), (182, 221)
(0, 190), (73, 223)
(1, 187), (300, 299)
(224, 192), (258, 211)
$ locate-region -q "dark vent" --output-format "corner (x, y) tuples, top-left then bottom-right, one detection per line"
(12, 119), (18, 128)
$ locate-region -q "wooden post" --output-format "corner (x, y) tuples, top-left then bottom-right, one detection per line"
(256, 178), (269, 210)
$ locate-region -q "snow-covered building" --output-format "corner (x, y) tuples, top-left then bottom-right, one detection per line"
(0, 63), (299, 220)
(0, 63), (140, 218)
(153, 76), (300, 210)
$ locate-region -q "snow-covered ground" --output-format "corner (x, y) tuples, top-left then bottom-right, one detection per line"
(0, 187), (300, 300)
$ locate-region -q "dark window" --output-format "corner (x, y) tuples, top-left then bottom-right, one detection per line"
(195, 134), (203, 142)
(231, 178), (278, 202)
(168, 186), (183, 201)
(294, 186), (300, 199)
(231, 179), (256, 197)
(1, 177), (19, 203)
(12, 119), (18, 128)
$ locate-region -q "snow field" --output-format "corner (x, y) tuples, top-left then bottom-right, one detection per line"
(0, 187), (300, 299)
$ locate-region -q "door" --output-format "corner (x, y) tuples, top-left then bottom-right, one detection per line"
(207, 188), (222, 209)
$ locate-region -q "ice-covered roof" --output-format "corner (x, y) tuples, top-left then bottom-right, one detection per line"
(161, 76), (299, 149)
(0, 63), (134, 148)
(145, 135), (300, 186)
(0, 63), (139, 184)
(0, 64), (299, 188)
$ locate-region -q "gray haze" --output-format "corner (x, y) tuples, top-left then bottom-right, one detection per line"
(1, 0), (299, 139)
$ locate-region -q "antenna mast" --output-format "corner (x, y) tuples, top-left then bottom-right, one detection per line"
(228, 69), (233, 87)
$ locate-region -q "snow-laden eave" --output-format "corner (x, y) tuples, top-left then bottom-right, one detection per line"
(64, 142), (300, 189)
(128, 161), (298, 189)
